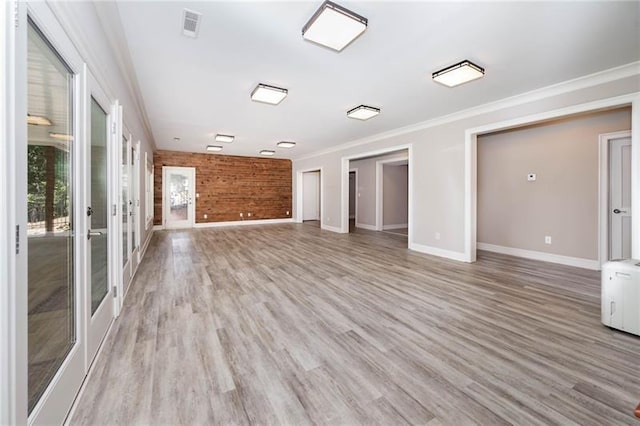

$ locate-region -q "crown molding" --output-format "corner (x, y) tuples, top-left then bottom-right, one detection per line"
(294, 61), (640, 162)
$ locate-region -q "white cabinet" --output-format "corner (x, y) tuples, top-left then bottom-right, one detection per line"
(601, 259), (640, 336)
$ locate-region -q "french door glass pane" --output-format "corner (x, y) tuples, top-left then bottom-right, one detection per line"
(131, 147), (136, 253)
(90, 98), (108, 314)
(169, 172), (189, 221)
(121, 136), (128, 267)
(27, 20), (75, 413)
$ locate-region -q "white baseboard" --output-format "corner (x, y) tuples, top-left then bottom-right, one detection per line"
(152, 225), (164, 231)
(321, 224), (345, 233)
(383, 223), (408, 230)
(477, 242), (600, 270)
(194, 218), (294, 229)
(355, 222), (377, 231)
(409, 242), (469, 262)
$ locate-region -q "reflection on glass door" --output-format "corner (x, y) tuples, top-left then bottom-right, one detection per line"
(26, 20), (75, 413)
(163, 166), (195, 229)
(121, 135), (128, 269)
(89, 98), (108, 314)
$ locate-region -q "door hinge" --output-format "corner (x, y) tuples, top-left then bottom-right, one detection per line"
(113, 285), (118, 298)
(13, 3), (19, 28)
(15, 225), (19, 254)
(111, 122), (116, 135)
(112, 204), (117, 216)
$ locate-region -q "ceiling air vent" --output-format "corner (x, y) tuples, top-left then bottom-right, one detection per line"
(182, 9), (202, 38)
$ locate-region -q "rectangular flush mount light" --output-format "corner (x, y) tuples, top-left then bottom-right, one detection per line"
(206, 145), (223, 152)
(251, 84), (288, 105)
(277, 141), (296, 148)
(432, 60), (485, 87)
(215, 134), (234, 143)
(260, 150), (276, 156)
(347, 105), (380, 120)
(302, 0), (367, 52)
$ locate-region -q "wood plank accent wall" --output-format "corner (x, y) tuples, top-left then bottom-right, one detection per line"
(154, 150), (292, 225)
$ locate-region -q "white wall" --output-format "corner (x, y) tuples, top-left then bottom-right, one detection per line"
(383, 164), (408, 228)
(293, 67), (640, 261)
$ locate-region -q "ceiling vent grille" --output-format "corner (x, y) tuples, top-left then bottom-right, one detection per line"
(182, 9), (202, 38)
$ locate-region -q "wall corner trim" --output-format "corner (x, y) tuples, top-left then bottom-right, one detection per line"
(320, 224), (345, 233)
(477, 242), (600, 270)
(409, 242), (469, 262)
(355, 223), (377, 231)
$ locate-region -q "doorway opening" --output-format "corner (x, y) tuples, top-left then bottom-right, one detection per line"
(345, 147), (410, 244)
(475, 107), (631, 270)
(301, 170), (321, 227)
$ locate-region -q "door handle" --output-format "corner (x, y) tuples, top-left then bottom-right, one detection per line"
(613, 208), (627, 214)
(87, 230), (103, 240)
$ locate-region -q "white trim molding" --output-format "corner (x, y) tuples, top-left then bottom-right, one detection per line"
(383, 223), (408, 230)
(320, 223), (344, 233)
(295, 61), (640, 162)
(409, 242), (468, 262)
(465, 93), (640, 263)
(193, 218), (294, 229)
(477, 243), (600, 271)
(355, 223), (376, 231)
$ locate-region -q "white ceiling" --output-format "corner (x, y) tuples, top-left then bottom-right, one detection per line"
(114, 1), (640, 160)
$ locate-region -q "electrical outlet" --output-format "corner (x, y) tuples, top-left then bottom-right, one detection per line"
(248, 212), (252, 217)
(435, 232), (441, 240)
(545, 236), (552, 244)
(240, 212), (243, 217)
(286, 210), (290, 215)
(204, 214), (208, 219)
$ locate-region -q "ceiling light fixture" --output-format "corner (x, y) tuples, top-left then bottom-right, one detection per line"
(206, 145), (223, 152)
(277, 141), (296, 148)
(302, 0), (367, 52)
(215, 134), (235, 143)
(432, 60), (485, 87)
(346, 105), (380, 120)
(49, 132), (73, 141)
(260, 150), (275, 156)
(27, 114), (52, 126)
(251, 84), (288, 105)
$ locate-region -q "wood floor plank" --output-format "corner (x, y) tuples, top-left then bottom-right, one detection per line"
(70, 224), (640, 425)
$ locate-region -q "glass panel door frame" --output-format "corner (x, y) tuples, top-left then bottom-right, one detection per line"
(119, 112), (133, 307)
(15, 4), (87, 425)
(162, 166), (196, 229)
(84, 71), (116, 366)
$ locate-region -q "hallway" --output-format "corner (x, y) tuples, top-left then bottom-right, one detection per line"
(70, 224), (640, 425)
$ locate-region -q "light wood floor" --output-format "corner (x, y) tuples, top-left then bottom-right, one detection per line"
(70, 224), (640, 425)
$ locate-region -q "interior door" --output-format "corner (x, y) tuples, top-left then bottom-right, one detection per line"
(129, 142), (139, 272)
(610, 136), (632, 259)
(121, 129), (132, 293)
(163, 166), (195, 229)
(303, 171), (320, 221)
(85, 78), (114, 364)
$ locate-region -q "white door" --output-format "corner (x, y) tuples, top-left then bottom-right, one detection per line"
(303, 171), (320, 221)
(129, 142), (139, 273)
(121, 128), (132, 294)
(610, 136), (632, 259)
(23, 15), (85, 424)
(163, 166), (196, 229)
(85, 75), (115, 364)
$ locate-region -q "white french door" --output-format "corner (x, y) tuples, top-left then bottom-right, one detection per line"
(84, 72), (115, 364)
(610, 135), (632, 259)
(163, 166), (196, 229)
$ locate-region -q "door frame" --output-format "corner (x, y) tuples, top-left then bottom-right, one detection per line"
(599, 130), (632, 264)
(120, 120), (133, 299)
(465, 95), (640, 263)
(83, 69), (116, 367)
(129, 139), (140, 273)
(18, 4), (88, 425)
(296, 168), (323, 224)
(375, 156), (409, 232)
(162, 166), (196, 229)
